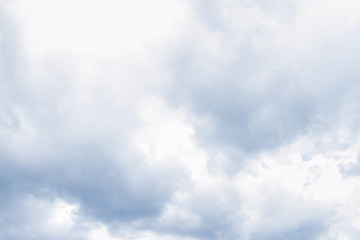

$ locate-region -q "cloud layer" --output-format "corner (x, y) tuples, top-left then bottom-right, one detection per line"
(2, 0), (360, 239)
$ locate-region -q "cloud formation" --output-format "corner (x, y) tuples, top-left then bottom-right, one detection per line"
(2, 0), (360, 239)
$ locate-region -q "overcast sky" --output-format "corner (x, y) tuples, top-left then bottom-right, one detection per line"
(1, 0), (360, 239)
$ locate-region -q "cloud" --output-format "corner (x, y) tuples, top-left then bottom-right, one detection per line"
(163, 0), (360, 157)
(2, 0), (360, 239)
(0, 1), (190, 238)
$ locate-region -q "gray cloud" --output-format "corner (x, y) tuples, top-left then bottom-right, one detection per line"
(250, 222), (326, 240)
(163, 0), (360, 159)
(0, 4), (189, 238)
(2, 0), (360, 239)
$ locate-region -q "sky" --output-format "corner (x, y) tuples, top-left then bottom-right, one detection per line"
(1, 0), (360, 239)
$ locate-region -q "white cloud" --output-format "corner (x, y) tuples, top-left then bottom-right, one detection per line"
(234, 132), (360, 239)
(2, 0), (360, 239)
